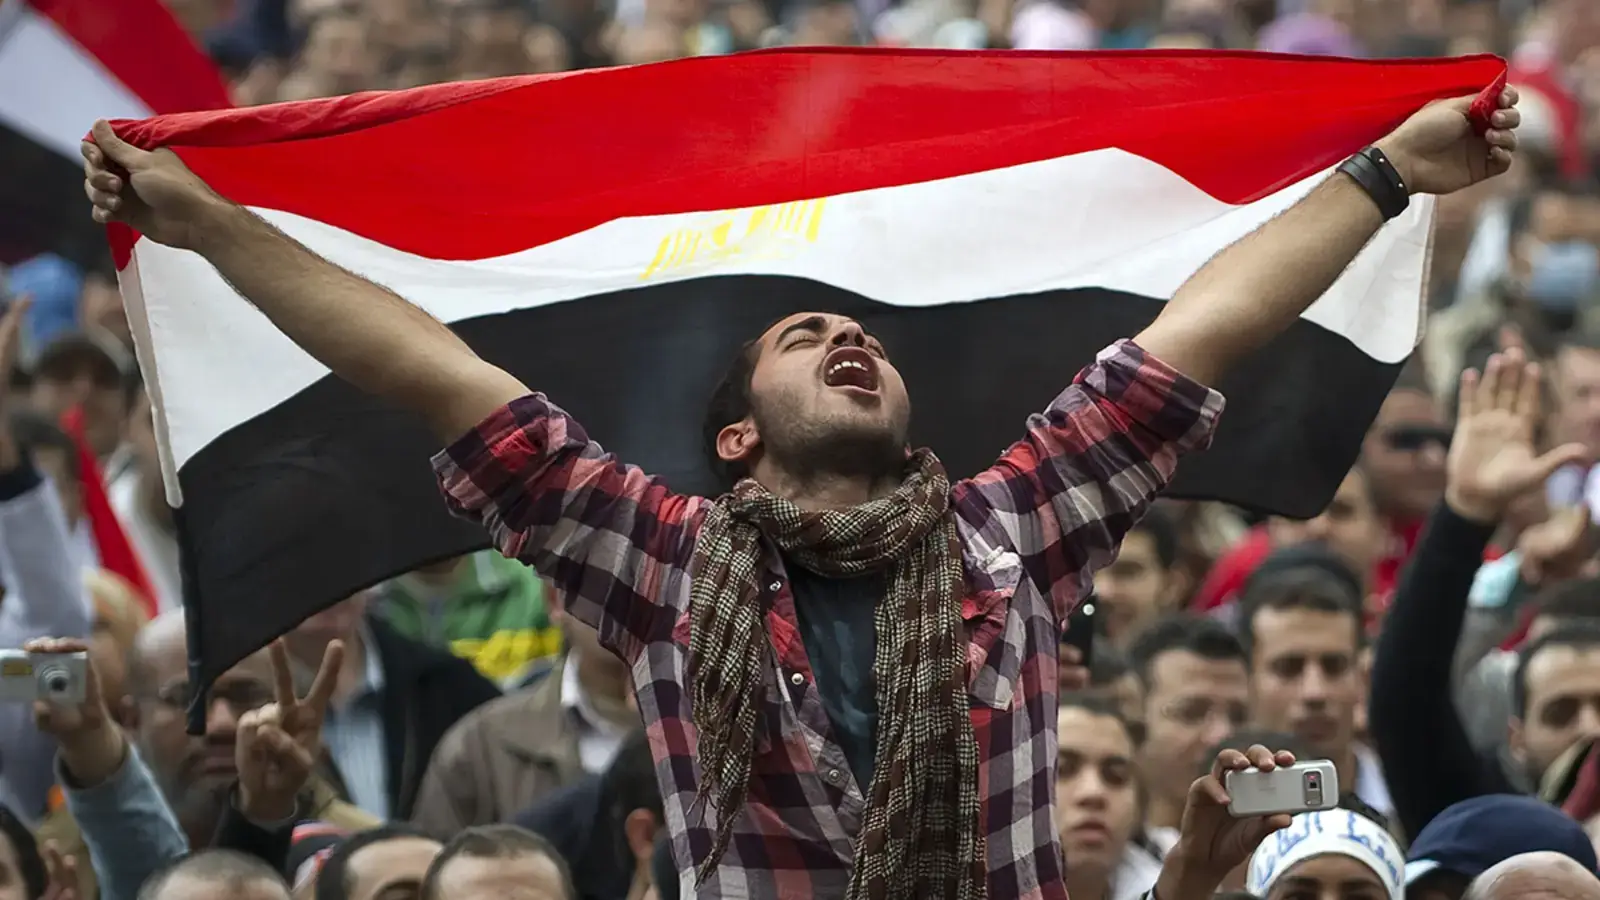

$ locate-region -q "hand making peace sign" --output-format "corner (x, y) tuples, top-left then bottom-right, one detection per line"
(38, 841), (80, 900)
(234, 638), (345, 823)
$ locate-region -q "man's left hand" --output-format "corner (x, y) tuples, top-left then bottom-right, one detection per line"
(39, 841), (79, 900)
(235, 638), (343, 823)
(1058, 645), (1090, 693)
(1376, 87), (1519, 196)
(1153, 745), (1296, 900)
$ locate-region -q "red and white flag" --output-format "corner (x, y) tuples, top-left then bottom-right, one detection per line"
(0, 0), (228, 265)
(103, 49), (1502, 686)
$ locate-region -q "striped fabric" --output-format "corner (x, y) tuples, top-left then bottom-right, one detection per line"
(434, 339), (1222, 898)
(320, 629), (391, 820)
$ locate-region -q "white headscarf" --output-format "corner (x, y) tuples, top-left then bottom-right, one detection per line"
(1247, 809), (1404, 900)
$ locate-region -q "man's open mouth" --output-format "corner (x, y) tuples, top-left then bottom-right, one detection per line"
(822, 346), (879, 391)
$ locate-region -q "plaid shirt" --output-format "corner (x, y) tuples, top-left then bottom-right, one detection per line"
(434, 339), (1223, 899)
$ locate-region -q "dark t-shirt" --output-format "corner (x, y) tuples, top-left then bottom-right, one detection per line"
(787, 560), (884, 790)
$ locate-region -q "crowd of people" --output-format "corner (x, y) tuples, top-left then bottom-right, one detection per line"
(3, 0), (1600, 898)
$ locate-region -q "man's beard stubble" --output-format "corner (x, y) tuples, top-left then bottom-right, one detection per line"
(753, 402), (908, 487)
(141, 735), (232, 840)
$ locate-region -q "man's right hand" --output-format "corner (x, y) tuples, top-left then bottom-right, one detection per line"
(1518, 506), (1598, 586)
(82, 119), (219, 251)
(1444, 348), (1588, 525)
(39, 841), (79, 900)
(27, 637), (127, 788)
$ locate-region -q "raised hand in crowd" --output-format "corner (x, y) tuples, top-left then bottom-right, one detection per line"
(235, 639), (345, 823)
(1153, 745), (1297, 900)
(81, 122), (219, 250)
(39, 841), (80, 900)
(1516, 505), (1598, 587)
(1444, 347), (1588, 526)
(1375, 87), (1520, 196)
(26, 637), (127, 787)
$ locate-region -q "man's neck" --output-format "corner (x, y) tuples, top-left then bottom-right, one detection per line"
(1333, 744), (1359, 795)
(175, 796), (225, 851)
(757, 468), (902, 511)
(1146, 792), (1184, 832)
(574, 651), (632, 725)
(409, 556), (465, 587)
(1065, 865), (1112, 900)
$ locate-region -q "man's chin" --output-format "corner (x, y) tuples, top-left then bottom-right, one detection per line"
(179, 768), (239, 798)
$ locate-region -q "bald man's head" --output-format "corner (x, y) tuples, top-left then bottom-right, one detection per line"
(122, 610), (288, 843)
(1467, 852), (1600, 900)
(127, 610), (187, 696)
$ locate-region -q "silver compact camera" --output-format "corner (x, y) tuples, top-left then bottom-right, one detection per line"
(0, 650), (88, 705)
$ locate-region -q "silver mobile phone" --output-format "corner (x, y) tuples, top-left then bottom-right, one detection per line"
(1224, 760), (1339, 817)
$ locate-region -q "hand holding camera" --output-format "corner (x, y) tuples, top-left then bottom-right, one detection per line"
(26, 637), (126, 788)
(1153, 744), (1298, 900)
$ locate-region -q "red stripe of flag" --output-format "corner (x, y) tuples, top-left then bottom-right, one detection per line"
(30, 0), (231, 115)
(103, 49), (1506, 266)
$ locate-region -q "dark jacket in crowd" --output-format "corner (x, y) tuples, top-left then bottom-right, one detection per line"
(516, 774), (625, 900)
(1370, 501), (1516, 840)
(211, 782), (381, 879)
(365, 617), (503, 820)
(515, 729), (662, 900)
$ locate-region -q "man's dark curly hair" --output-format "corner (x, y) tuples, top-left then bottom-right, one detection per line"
(700, 339), (762, 491)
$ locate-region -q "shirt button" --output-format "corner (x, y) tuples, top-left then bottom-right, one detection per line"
(828, 769), (842, 782)
(769, 581), (782, 592)
(790, 672), (805, 686)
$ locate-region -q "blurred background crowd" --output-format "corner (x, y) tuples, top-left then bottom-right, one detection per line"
(7, 0), (1600, 899)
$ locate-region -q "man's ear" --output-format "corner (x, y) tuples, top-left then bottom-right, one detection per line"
(624, 809), (659, 863)
(715, 419), (760, 470)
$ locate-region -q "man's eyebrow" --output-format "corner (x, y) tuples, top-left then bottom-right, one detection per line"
(774, 315), (829, 346)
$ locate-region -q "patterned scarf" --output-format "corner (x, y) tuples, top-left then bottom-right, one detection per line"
(686, 449), (985, 899)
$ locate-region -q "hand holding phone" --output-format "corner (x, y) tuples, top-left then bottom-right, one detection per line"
(1225, 760), (1339, 817)
(1153, 744), (1300, 899)
(1062, 596), (1097, 669)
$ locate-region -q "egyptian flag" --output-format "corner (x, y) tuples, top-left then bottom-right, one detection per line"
(0, 0), (229, 266)
(103, 49), (1504, 716)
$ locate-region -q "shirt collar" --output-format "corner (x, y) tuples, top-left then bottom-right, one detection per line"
(560, 652), (614, 733)
(344, 621), (385, 703)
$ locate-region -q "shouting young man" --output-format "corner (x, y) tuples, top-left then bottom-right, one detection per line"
(82, 89), (1520, 900)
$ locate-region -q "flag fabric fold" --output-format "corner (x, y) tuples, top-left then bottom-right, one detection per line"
(61, 405), (157, 617)
(106, 47), (1506, 699)
(0, 0), (229, 266)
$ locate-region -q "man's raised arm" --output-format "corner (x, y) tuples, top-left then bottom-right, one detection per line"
(83, 122), (700, 663)
(1135, 89), (1521, 387)
(82, 120), (524, 441)
(964, 88), (1520, 624)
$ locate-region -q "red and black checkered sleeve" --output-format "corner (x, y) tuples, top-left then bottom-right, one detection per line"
(961, 339), (1224, 626)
